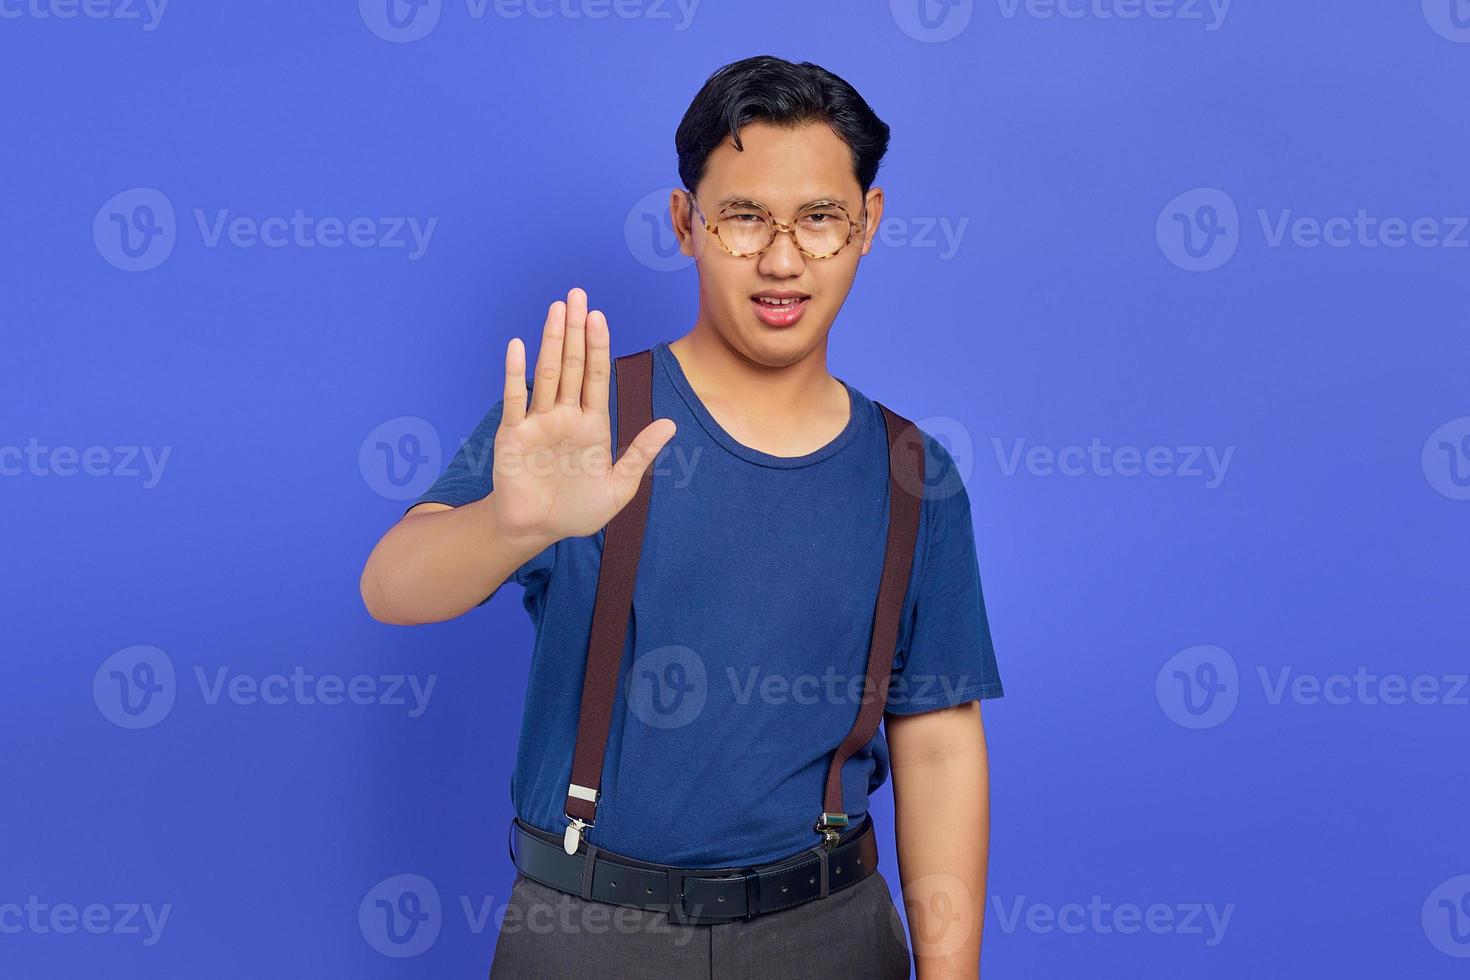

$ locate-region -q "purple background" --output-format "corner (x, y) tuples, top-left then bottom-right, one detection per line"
(4, 2), (1469, 977)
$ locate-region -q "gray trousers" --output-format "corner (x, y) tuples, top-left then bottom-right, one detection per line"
(489, 868), (913, 979)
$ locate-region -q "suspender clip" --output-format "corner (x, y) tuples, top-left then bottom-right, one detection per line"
(815, 812), (849, 851)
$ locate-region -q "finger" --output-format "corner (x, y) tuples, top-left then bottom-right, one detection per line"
(610, 419), (677, 507)
(558, 287), (588, 406)
(502, 336), (527, 426)
(529, 300), (565, 414)
(582, 310), (610, 416)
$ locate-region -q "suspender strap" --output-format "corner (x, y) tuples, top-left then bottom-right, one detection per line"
(562, 349), (655, 851)
(816, 403), (926, 849)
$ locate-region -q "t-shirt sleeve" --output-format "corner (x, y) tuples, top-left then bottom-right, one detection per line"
(886, 435), (1004, 714)
(405, 393), (557, 605)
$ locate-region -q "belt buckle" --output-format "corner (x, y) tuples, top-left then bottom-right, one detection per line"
(665, 867), (693, 926)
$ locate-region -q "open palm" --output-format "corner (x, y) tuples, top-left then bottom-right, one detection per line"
(491, 287), (675, 543)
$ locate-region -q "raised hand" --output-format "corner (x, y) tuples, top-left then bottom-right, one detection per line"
(488, 287), (676, 544)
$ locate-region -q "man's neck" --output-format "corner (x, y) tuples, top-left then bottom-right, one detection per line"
(666, 324), (850, 457)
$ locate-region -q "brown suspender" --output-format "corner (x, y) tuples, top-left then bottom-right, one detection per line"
(561, 347), (926, 856)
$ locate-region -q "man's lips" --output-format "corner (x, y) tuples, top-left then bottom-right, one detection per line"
(751, 293), (810, 327)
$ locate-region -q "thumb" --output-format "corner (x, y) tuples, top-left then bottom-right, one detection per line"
(609, 419), (677, 507)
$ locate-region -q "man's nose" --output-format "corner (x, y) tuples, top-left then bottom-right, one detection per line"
(757, 228), (806, 278)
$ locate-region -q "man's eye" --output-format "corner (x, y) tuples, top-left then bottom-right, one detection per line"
(728, 213), (764, 223)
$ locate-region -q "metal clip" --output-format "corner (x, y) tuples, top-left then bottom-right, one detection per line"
(564, 816), (590, 855)
(815, 811), (848, 852)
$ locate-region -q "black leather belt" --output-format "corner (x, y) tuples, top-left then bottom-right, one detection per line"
(508, 814), (879, 926)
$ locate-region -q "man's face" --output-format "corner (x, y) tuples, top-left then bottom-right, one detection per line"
(672, 120), (884, 367)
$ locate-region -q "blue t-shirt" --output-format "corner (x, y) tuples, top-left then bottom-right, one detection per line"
(416, 340), (1003, 867)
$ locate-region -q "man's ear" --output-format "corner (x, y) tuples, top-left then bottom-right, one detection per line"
(670, 188), (697, 258)
(858, 186), (885, 257)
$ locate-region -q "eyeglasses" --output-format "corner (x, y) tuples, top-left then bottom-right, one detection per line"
(686, 191), (865, 259)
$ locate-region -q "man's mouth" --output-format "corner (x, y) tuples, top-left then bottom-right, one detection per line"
(751, 292), (811, 328)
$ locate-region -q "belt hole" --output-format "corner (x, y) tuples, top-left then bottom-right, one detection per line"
(717, 896), (725, 903)
(645, 886), (653, 894)
(781, 885), (788, 893)
(610, 880), (617, 888)
(835, 867), (842, 875)
(809, 877), (816, 885)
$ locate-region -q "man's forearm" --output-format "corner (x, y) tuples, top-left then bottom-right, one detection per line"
(889, 701), (990, 979)
(359, 494), (556, 625)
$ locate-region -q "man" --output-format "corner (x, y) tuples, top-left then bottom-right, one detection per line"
(360, 55), (1003, 979)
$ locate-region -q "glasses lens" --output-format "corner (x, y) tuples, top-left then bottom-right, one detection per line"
(794, 207), (853, 257)
(715, 209), (774, 255)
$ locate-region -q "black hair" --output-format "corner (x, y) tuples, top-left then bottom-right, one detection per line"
(675, 55), (891, 195)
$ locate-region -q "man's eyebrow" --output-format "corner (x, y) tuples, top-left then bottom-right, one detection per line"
(713, 195), (852, 210)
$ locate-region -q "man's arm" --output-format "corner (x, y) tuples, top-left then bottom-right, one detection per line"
(358, 287), (675, 626)
(887, 700), (990, 980)
(359, 498), (556, 625)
